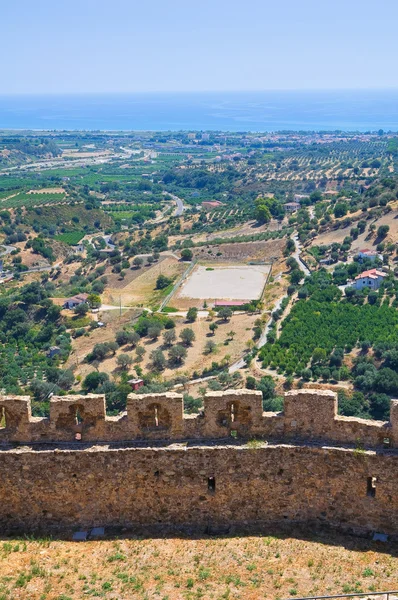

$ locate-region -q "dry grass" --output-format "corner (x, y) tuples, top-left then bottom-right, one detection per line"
(66, 312), (258, 382)
(0, 530), (397, 599)
(102, 258), (186, 307)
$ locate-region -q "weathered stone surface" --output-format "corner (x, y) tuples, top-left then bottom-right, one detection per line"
(0, 444), (397, 535)
(0, 389), (394, 447)
(0, 389), (397, 535)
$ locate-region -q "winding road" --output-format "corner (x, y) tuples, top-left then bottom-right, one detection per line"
(229, 233), (311, 374)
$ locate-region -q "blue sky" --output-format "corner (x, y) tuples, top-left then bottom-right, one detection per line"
(2, 0), (398, 94)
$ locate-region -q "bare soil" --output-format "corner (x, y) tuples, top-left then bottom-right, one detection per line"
(67, 312), (258, 382)
(192, 238), (286, 263)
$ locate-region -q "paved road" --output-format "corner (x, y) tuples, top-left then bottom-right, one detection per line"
(292, 233), (311, 277)
(167, 193), (187, 216)
(0, 245), (16, 257)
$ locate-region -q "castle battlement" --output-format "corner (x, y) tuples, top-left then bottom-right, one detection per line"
(1, 388), (397, 448)
(1, 389), (398, 536)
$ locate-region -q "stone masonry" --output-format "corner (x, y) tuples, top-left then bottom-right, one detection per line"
(0, 389), (397, 535)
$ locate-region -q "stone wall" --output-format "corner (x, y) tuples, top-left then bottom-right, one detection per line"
(0, 389), (396, 448)
(0, 443), (397, 535)
(0, 389), (397, 536)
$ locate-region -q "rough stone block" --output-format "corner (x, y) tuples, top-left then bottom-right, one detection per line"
(203, 389), (263, 437)
(284, 389), (337, 438)
(0, 396), (31, 432)
(49, 395), (106, 436)
(127, 392), (184, 438)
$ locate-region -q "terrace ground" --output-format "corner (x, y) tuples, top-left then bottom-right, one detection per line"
(178, 264), (271, 301)
(0, 528), (397, 600)
(101, 257), (186, 308)
(65, 310), (258, 382)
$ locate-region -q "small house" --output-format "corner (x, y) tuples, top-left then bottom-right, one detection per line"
(354, 269), (386, 291)
(63, 293), (89, 309)
(357, 249), (381, 262)
(47, 346), (61, 358)
(128, 378), (144, 391)
(284, 202), (301, 213)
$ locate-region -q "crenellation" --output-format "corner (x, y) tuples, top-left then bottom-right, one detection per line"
(0, 388), (397, 447)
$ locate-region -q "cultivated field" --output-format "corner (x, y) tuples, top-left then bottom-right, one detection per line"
(178, 264), (270, 301)
(0, 529), (396, 600)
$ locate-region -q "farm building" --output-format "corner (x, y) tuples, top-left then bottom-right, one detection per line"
(63, 293), (89, 309)
(128, 378), (144, 391)
(202, 201), (223, 211)
(354, 269), (386, 290)
(214, 300), (245, 308)
(284, 202), (301, 213)
(357, 249), (381, 262)
(47, 346), (61, 358)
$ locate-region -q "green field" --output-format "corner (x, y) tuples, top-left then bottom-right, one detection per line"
(55, 231), (85, 245)
(1, 192), (66, 209)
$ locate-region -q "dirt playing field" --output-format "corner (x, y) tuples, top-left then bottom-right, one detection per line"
(0, 528), (396, 600)
(178, 264), (270, 301)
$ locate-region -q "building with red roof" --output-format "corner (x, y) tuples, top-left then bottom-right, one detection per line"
(354, 269), (386, 290)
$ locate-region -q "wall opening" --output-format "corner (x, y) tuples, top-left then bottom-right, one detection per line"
(383, 437), (390, 449)
(208, 476), (216, 493)
(154, 406), (159, 427)
(367, 476), (376, 497)
(230, 403), (235, 423)
(0, 407), (5, 429)
(75, 407), (83, 425)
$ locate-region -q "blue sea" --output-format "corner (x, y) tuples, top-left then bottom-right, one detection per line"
(1, 90), (398, 132)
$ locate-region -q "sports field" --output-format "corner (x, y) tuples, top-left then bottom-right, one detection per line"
(178, 264), (270, 300)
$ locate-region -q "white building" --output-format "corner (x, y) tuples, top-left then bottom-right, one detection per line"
(357, 248), (381, 262)
(354, 269), (386, 290)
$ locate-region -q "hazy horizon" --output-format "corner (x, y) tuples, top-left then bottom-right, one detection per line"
(1, 90), (398, 132)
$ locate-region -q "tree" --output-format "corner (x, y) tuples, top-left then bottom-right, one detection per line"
(82, 371), (109, 392)
(87, 294), (101, 308)
(181, 248), (193, 261)
(74, 302), (89, 316)
(107, 341), (118, 355)
(133, 256), (144, 269)
(227, 330), (236, 340)
(377, 225), (389, 240)
(180, 327), (195, 346)
(147, 324), (163, 340)
(312, 348), (327, 363)
(255, 202), (271, 224)
(150, 349), (166, 371)
(156, 274), (172, 290)
(186, 307), (198, 322)
(246, 376), (256, 389)
(163, 329), (176, 347)
(209, 322), (218, 335)
(218, 307), (233, 322)
(117, 353), (133, 370)
(168, 344), (187, 365)
(135, 345), (146, 361)
(333, 202), (348, 218)
(116, 330), (139, 347)
(290, 269), (302, 285)
(204, 340), (216, 354)
(183, 394), (202, 414)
